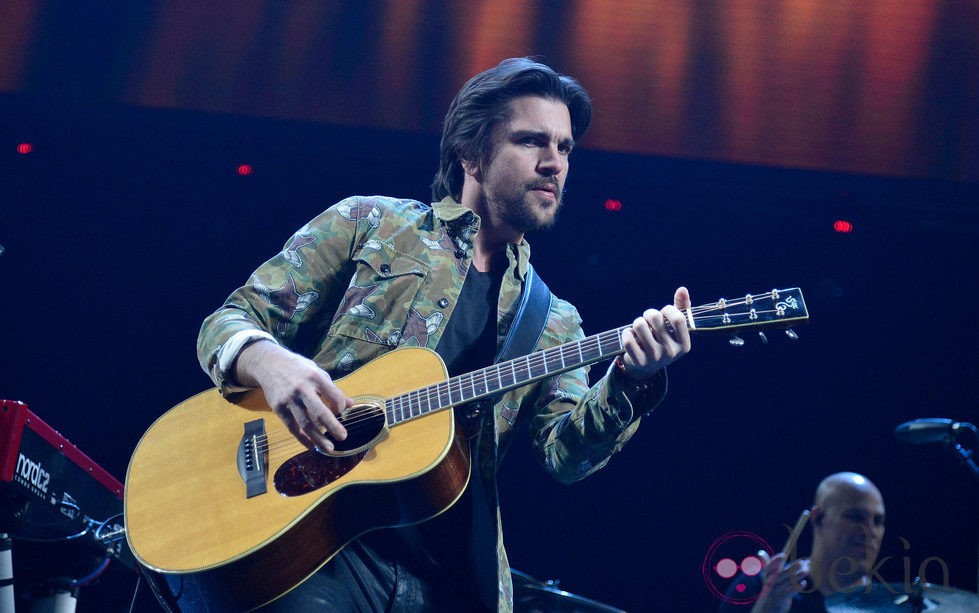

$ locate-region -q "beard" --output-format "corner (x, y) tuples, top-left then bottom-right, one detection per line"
(491, 178), (565, 233)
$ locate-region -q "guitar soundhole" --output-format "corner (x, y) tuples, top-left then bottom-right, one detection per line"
(333, 403), (386, 453)
(274, 451), (365, 497)
(272, 403), (386, 497)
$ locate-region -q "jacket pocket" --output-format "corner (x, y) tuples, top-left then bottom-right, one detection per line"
(327, 239), (428, 347)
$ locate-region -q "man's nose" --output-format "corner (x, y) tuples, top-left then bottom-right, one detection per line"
(857, 520), (883, 538)
(537, 144), (564, 176)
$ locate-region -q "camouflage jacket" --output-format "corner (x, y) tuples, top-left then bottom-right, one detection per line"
(196, 195), (667, 610)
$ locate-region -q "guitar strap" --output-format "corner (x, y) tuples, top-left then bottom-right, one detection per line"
(494, 263), (551, 364)
(455, 263), (551, 433)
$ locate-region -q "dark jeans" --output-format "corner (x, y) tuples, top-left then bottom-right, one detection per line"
(155, 536), (490, 612)
(257, 539), (431, 612)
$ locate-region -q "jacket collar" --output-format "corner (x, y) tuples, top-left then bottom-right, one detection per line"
(432, 197), (531, 281)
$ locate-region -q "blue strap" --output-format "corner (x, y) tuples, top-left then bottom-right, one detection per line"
(495, 263), (551, 363)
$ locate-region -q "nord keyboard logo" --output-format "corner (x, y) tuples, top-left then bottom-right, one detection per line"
(16, 452), (51, 496)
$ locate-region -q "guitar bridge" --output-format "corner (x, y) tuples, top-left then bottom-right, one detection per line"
(237, 418), (268, 498)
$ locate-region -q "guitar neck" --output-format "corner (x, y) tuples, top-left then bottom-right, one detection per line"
(385, 326), (630, 426)
(383, 287), (808, 426)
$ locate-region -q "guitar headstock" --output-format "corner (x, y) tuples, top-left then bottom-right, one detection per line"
(688, 288), (808, 345)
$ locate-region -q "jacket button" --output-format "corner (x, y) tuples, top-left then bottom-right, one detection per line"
(437, 298), (449, 308)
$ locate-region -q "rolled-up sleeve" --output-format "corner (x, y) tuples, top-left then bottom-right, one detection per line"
(196, 197), (365, 390)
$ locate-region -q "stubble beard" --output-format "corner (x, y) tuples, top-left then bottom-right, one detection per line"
(495, 181), (564, 234)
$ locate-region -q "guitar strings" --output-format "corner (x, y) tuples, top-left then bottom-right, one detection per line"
(257, 402), (391, 451)
(258, 306), (793, 455)
(257, 306), (786, 452)
(256, 295), (798, 453)
(256, 323), (628, 453)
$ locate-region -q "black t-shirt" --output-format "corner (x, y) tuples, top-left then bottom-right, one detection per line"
(435, 265), (504, 376)
(383, 264), (505, 607)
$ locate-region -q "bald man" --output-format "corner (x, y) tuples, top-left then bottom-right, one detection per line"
(719, 472), (886, 612)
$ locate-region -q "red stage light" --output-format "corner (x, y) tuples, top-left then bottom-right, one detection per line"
(604, 198), (623, 212)
(16, 143), (33, 155)
(237, 164), (253, 176)
(833, 219), (853, 233)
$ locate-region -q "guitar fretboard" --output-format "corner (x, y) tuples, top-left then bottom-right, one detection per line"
(385, 326), (630, 425)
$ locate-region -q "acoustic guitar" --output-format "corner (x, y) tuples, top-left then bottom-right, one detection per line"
(124, 288), (808, 610)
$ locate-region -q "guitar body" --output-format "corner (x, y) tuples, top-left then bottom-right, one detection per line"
(124, 347), (470, 610)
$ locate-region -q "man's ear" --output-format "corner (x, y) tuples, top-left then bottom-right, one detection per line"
(461, 157), (481, 180)
(810, 506), (824, 527)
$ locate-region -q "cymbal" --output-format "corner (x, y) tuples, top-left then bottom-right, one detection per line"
(511, 569), (626, 613)
(826, 582), (979, 612)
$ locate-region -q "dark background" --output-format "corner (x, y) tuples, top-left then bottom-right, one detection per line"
(2, 2), (978, 611)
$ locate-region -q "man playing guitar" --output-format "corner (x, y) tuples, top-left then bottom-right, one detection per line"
(194, 57), (692, 611)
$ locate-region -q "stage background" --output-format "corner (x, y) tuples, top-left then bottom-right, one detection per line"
(1, 2), (977, 611)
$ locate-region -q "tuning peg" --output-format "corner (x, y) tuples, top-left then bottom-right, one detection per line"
(785, 328), (799, 340)
(758, 331), (768, 344)
(729, 334), (745, 347)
